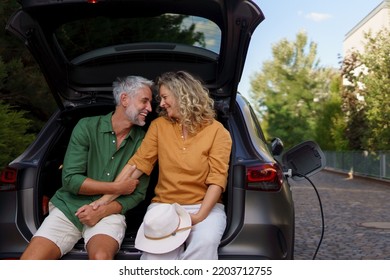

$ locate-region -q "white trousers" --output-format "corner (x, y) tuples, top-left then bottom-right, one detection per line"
(140, 203), (227, 260)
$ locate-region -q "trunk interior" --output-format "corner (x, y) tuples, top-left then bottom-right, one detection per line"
(37, 101), (233, 257)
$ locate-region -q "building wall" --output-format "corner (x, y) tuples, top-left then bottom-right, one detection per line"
(343, 0), (390, 55)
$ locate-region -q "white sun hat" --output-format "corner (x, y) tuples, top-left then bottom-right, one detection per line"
(135, 203), (192, 254)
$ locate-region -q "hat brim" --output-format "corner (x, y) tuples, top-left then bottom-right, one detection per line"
(135, 203), (192, 254)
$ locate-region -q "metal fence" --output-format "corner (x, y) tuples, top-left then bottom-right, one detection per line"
(323, 151), (390, 181)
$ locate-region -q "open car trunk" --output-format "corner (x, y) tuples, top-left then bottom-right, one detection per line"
(37, 101), (233, 259)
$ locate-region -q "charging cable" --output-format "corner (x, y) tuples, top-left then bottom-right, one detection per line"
(284, 169), (325, 260)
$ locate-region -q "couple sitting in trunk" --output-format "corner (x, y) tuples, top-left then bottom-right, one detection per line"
(21, 71), (232, 260)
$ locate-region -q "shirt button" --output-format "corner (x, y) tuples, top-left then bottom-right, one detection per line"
(113, 140), (116, 144)
(111, 131), (115, 134)
(111, 156), (114, 160)
(107, 173), (110, 176)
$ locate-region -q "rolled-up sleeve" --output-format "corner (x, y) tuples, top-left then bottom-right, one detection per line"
(205, 126), (232, 192)
(61, 119), (89, 194)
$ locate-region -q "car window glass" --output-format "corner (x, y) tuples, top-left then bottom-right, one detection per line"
(248, 103), (266, 142)
(55, 14), (221, 61)
(240, 96), (271, 155)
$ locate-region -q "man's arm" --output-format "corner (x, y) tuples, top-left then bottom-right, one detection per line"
(77, 165), (139, 196)
(62, 118), (138, 197)
(91, 164), (144, 208)
(75, 164), (144, 221)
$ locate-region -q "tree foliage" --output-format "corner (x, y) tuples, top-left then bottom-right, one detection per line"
(314, 75), (348, 151)
(340, 52), (367, 150)
(1, 0), (55, 130)
(341, 28), (390, 151)
(0, 101), (35, 168)
(250, 31), (341, 149)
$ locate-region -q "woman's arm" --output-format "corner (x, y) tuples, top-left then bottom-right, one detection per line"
(91, 164), (144, 209)
(190, 184), (223, 225)
(190, 125), (231, 225)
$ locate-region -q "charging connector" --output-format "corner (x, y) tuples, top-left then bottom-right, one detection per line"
(283, 169), (292, 177)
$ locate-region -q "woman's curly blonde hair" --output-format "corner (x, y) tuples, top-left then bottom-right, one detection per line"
(156, 71), (216, 135)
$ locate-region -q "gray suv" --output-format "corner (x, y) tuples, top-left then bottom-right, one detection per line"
(0, 0), (325, 260)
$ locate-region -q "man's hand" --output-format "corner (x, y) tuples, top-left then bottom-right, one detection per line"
(86, 164), (144, 211)
(76, 201), (123, 226)
(113, 164), (139, 195)
(75, 204), (104, 227)
(114, 177), (139, 195)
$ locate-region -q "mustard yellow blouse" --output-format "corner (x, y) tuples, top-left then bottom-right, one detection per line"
(128, 116), (232, 205)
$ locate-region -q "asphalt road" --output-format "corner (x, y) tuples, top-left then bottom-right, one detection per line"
(290, 170), (390, 260)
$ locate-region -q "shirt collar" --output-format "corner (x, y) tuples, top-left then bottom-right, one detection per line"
(99, 112), (115, 133)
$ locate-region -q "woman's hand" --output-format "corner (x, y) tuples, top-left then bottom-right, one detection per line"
(75, 204), (103, 227)
(190, 212), (206, 225)
(190, 184), (223, 225)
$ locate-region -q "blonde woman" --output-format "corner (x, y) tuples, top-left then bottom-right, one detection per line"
(87, 71), (232, 259)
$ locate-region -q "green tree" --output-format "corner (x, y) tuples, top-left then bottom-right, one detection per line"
(360, 29), (390, 151)
(0, 101), (35, 168)
(250, 31), (339, 149)
(340, 52), (368, 150)
(341, 28), (390, 151)
(1, 0), (55, 132)
(314, 75), (348, 151)
(1, 29), (36, 167)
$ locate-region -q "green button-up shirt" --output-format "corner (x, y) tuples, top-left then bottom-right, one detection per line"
(50, 112), (149, 231)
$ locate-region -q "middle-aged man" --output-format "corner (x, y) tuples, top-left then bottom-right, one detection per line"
(20, 75), (154, 260)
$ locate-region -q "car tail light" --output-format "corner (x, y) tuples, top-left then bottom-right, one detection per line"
(246, 163), (284, 191)
(42, 195), (50, 216)
(0, 167), (17, 191)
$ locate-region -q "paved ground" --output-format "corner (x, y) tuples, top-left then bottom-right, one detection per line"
(290, 170), (390, 260)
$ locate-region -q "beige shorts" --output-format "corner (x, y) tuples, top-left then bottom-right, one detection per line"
(33, 203), (126, 256)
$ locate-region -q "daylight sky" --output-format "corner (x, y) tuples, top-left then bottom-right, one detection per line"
(238, 0), (383, 98)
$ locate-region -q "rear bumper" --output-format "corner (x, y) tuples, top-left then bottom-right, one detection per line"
(218, 223), (294, 260)
(0, 192), (29, 258)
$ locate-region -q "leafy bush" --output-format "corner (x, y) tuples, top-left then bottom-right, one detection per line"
(0, 101), (35, 168)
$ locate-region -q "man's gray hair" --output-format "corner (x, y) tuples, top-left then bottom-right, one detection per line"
(112, 76), (154, 105)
